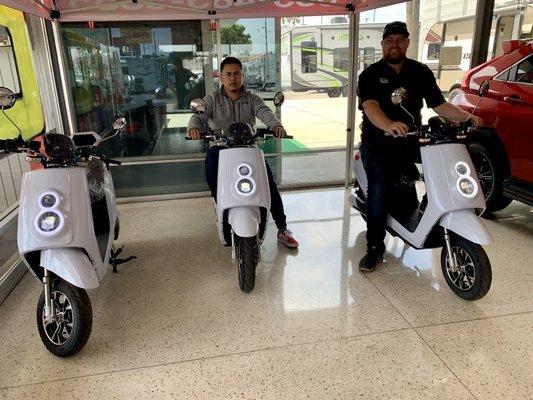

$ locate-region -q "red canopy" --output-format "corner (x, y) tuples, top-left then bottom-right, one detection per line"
(0, 0), (403, 21)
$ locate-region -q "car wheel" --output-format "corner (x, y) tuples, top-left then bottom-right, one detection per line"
(469, 141), (512, 214)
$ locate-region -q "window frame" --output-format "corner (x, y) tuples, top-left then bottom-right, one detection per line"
(0, 25), (23, 97)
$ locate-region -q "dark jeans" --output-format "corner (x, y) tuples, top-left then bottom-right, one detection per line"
(360, 137), (420, 251)
(205, 146), (287, 231)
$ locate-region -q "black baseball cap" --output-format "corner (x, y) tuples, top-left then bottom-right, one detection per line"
(383, 21), (409, 39)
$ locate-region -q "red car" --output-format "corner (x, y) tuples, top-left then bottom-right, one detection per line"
(451, 39), (533, 213)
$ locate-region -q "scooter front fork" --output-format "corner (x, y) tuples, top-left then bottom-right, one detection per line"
(42, 269), (55, 323)
(443, 228), (459, 272)
(231, 231), (236, 262)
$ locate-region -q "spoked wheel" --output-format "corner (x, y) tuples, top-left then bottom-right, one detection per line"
(234, 235), (259, 293)
(441, 233), (492, 300)
(37, 279), (93, 357)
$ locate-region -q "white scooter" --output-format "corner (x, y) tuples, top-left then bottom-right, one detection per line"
(188, 92), (292, 293)
(0, 87), (135, 356)
(350, 87), (493, 300)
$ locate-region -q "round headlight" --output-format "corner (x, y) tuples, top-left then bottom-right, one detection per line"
(457, 177), (478, 198)
(37, 211), (61, 232)
(237, 163), (252, 177)
(455, 161), (470, 176)
(237, 178), (254, 194)
(40, 193), (57, 208)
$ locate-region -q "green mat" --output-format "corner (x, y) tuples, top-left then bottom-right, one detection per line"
(260, 138), (309, 154)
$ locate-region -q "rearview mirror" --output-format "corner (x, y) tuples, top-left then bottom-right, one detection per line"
(0, 87), (16, 109)
(479, 81), (489, 98)
(113, 117), (127, 131)
(391, 87), (407, 105)
(190, 98), (207, 113)
(273, 91), (285, 107)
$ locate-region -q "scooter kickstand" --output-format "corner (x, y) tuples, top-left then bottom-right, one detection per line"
(110, 245), (137, 273)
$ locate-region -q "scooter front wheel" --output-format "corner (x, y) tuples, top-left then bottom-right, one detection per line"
(440, 234), (492, 300)
(235, 235), (259, 293)
(36, 279), (93, 357)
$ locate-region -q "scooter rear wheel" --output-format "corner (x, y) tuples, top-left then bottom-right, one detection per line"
(36, 278), (93, 357)
(235, 235), (259, 293)
(440, 234), (492, 300)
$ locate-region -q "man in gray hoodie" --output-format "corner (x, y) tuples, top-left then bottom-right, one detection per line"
(187, 57), (298, 248)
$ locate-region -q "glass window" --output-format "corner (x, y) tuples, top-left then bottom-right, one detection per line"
(495, 68), (510, 81)
(512, 56), (533, 84)
(300, 40), (318, 73)
(61, 21), (211, 160)
(427, 43), (441, 60)
(0, 25), (21, 94)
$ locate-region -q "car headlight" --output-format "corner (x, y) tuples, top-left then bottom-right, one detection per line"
(455, 161), (470, 176)
(39, 193), (58, 208)
(36, 211), (62, 233)
(457, 177), (478, 198)
(237, 163), (252, 177)
(236, 178), (255, 195)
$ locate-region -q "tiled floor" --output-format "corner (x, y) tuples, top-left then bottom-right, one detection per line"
(0, 189), (531, 399)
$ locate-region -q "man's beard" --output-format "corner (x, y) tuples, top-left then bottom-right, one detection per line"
(384, 51), (406, 65)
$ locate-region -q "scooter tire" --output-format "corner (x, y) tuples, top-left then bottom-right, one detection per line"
(440, 234), (492, 300)
(235, 235), (259, 293)
(36, 279), (93, 357)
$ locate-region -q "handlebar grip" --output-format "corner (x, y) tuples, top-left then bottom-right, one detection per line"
(185, 137), (192, 140)
(284, 135), (294, 139)
(101, 156), (121, 165)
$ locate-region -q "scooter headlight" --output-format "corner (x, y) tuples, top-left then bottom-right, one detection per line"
(37, 211), (62, 233)
(237, 163), (252, 177)
(236, 178), (255, 195)
(457, 177), (478, 198)
(39, 193), (58, 208)
(455, 161), (470, 176)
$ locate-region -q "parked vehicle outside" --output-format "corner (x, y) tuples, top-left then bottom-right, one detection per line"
(451, 39), (533, 213)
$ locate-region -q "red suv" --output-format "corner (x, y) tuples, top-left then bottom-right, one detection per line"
(451, 40), (533, 213)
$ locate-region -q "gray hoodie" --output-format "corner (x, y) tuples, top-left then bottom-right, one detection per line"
(187, 86), (282, 134)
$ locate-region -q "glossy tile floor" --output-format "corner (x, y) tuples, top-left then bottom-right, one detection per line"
(0, 189), (531, 399)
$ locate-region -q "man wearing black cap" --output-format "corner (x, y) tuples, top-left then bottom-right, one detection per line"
(356, 21), (483, 272)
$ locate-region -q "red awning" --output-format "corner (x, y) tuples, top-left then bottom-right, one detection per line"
(0, 0), (404, 21)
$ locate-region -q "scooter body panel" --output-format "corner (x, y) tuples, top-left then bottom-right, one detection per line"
(228, 207), (262, 238)
(439, 210), (493, 245)
(216, 147), (270, 245)
(17, 167), (116, 286)
(39, 248), (99, 289)
(352, 142), (490, 248)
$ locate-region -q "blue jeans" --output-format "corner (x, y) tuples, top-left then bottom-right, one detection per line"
(360, 137), (420, 250)
(205, 146), (287, 231)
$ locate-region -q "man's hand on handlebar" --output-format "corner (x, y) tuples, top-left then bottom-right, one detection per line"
(187, 128), (202, 140)
(385, 121), (409, 137)
(466, 114), (483, 128)
(272, 125), (287, 138)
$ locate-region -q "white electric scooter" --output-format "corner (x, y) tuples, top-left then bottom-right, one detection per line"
(350, 86), (493, 300)
(0, 87), (135, 356)
(188, 91), (292, 293)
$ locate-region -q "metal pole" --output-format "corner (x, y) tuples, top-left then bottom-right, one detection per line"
(344, 11), (359, 188)
(470, 0), (495, 67)
(51, 20), (76, 134)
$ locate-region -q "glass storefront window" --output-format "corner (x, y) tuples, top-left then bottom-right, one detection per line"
(61, 21), (212, 159)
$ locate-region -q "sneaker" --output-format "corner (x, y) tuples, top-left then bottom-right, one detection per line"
(277, 229), (299, 248)
(358, 246), (384, 272)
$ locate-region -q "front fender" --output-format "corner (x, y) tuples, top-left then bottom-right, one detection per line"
(40, 248), (100, 289)
(228, 207), (260, 238)
(439, 210), (493, 245)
